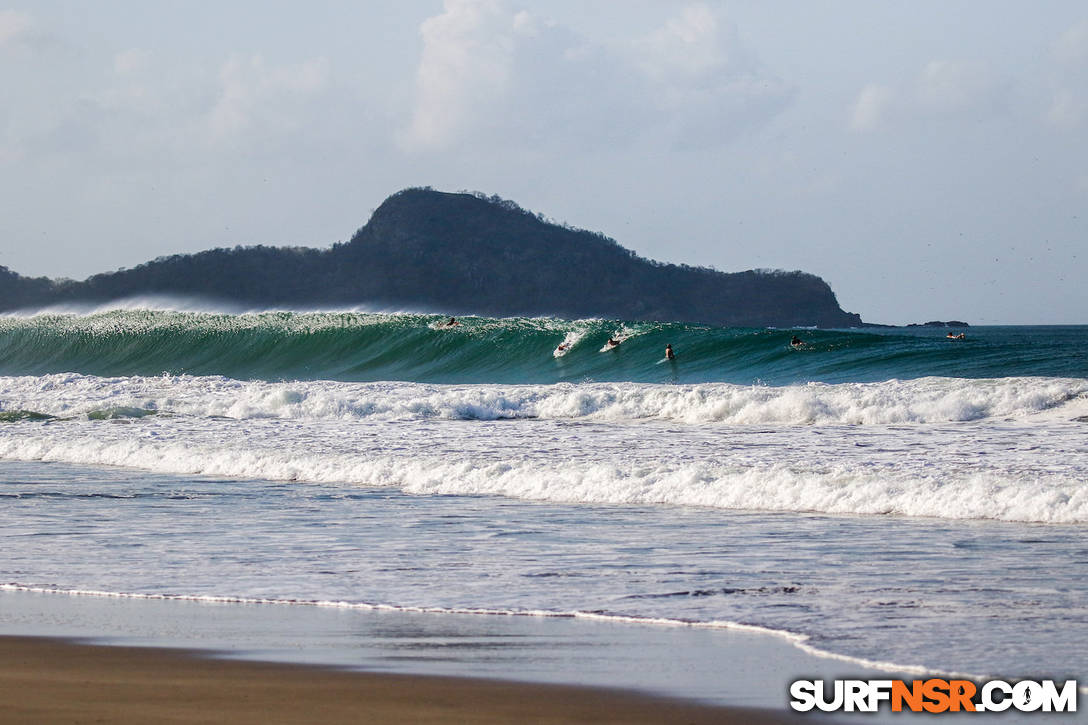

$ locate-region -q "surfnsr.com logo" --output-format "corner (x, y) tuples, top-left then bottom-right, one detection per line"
(789, 679), (1078, 714)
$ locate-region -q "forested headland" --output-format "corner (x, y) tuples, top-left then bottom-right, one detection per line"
(0, 188), (863, 327)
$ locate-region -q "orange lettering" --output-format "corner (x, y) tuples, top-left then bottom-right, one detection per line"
(948, 680), (977, 712)
(922, 679), (951, 713)
(892, 680), (924, 712)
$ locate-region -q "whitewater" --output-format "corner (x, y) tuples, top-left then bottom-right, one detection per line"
(2, 307), (1087, 696)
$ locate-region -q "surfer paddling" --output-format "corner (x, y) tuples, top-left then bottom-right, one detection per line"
(444, 317), (461, 327)
(790, 335), (803, 348)
(946, 332), (965, 340)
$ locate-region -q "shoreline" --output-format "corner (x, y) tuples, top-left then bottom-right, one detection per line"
(0, 635), (804, 724)
(0, 587), (891, 721)
(3, 582), (942, 682)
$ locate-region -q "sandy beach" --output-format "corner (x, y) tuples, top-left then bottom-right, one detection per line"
(0, 635), (808, 724)
(1, 585), (907, 716)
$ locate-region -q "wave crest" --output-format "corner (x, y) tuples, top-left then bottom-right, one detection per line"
(3, 309), (1084, 384)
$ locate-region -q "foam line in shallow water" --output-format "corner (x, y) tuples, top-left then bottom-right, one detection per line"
(4, 460), (1086, 687)
(0, 584), (983, 683)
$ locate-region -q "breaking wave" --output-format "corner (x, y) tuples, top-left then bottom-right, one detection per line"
(1, 373), (1085, 425)
(2, 308), (1085, 385)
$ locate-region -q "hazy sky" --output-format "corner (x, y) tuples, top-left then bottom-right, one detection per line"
(1, 1), (1085, 324)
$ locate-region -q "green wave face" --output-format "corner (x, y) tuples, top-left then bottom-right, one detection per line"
(0, 310), (1083, 384)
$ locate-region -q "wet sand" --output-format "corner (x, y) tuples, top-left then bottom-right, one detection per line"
(0, 635), (806, 724)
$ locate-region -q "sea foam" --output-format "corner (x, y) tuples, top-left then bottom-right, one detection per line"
(1, 374), (1087, 524)
(1, 373), (1084, 425)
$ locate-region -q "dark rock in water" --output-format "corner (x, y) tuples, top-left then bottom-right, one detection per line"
(906, 320), (971, 328)
(0, 188), (865, 328)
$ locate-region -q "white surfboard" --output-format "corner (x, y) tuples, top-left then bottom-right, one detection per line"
(553, 330), (584, 358)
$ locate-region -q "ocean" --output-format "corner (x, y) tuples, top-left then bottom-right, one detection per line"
(1, 305), (1086, 708)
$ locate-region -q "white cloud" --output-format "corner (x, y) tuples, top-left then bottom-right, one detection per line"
(632, 4), (793, 148)
(849, 83), (894, 132)
(1052, 20), (1088, 66)
(399, 0), (514, 151)
(849, 59), (1004, 132)
(916, 59), (1001, 114)
(0, 9), (31, 47)
(208, 54), (331, 140)
(113, 48), (150, 75)
(637, 4), (728, 81)
(1048, 88), (1085, 129)
(399, 1), (792, 154)
(511, 9), (538, 36)
(1047, 21), (1088, 130)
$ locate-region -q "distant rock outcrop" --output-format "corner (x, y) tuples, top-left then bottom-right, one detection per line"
(0, 188), (864, 327)
(906, 320), (970, 328)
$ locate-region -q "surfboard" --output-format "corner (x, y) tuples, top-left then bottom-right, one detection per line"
(599, 330), (630, 352)
(553, 331), (583, 358)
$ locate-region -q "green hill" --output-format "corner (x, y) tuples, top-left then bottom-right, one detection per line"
(0, 188), (863, 327)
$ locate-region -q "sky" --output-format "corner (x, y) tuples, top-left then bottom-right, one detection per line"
(1, 1), (1085, 325)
